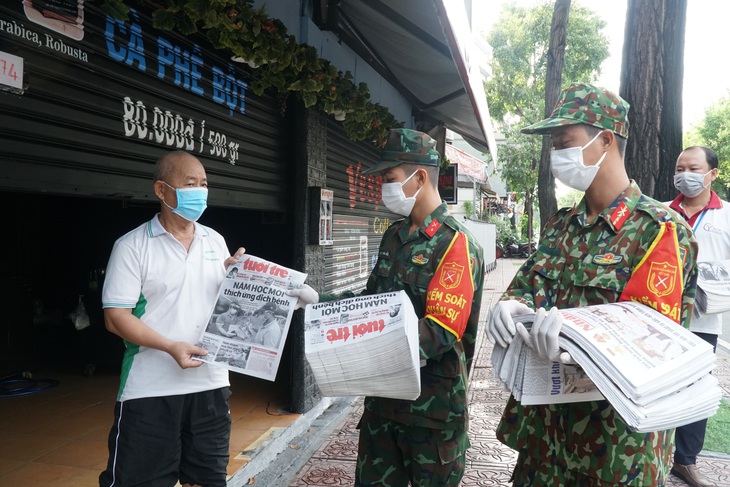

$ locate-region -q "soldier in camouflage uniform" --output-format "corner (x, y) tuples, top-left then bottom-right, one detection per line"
(290, 128), (485, 486)
(486, 83), (698, 486)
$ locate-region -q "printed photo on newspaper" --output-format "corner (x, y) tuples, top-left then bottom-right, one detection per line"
(194, 255), (307, 381)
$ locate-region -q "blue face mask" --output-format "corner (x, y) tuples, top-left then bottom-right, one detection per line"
(162, 181), (208, 222)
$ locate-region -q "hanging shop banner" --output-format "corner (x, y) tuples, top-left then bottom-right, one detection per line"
(445, 144), (489, 184)
(0, 1), (287, 210)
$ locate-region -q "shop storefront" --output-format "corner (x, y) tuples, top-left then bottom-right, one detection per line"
(322, 122), (392, 295)
(0, 3), (293, 380)
(1, 1), (497, 483)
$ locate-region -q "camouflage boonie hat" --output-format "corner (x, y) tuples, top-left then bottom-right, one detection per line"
(521, 82), (630, 138)
(363, 128), (440, 174)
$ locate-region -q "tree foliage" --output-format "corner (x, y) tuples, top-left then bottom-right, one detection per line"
(557, 187), (584, 208)
(485, 1), (609, 226)
(486, 2), (609, 125)
(685, 95), (730, 198)
(498, 125), (542, 204)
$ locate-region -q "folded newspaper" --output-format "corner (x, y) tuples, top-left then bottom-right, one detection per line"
(304, 291), (421, 400)
(194, 255), (307, 381)
(492, 301), (722, 432)
(695, 260), (730, 316)
(491, 334), (604, 406)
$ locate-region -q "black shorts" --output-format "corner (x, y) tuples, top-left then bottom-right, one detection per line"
(99, 387), (231, 487)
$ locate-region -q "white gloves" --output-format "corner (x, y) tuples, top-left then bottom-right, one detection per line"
(287, 284), (319, 310)
(516, 307), (575, 364)
(486, 300), (533, 348)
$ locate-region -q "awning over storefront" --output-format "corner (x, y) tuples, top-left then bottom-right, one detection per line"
(445, 144), (489, 185)
(335, 0), (498, 160)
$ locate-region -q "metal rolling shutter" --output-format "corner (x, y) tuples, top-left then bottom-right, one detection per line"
(323, 120), (399, 294)
(0, 2), (286, 210)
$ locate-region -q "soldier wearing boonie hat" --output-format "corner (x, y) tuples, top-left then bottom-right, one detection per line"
(363, 128), (441, 174)
(487, 82), (699, 486)
(287, 126), (485, 486)
(519, 82), (631, 193)
(520, 82), (630, 138)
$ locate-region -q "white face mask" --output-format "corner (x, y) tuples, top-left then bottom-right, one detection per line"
(550, 131), (607, 191)
(381, 170), (423, 216)
(674, 170), (711, 198)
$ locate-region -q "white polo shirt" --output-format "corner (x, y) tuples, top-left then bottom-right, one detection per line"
(102, 214), (230, 401)
(667, 192), (730, 334)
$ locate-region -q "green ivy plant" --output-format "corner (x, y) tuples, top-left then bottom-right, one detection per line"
(96, 0), (402, 146)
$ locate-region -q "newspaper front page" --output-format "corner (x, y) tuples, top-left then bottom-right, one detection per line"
(492, 301), (721, 431)
(558, 301), (714, 402)
(194, 255), (306, 381)
(304, 291), (421, 400)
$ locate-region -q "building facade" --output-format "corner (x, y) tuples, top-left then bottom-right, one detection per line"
(0, 0), (496, 482)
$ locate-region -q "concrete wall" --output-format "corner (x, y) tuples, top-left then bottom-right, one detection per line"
(290, 106), (328, 413)
(463, 219), (497, 272)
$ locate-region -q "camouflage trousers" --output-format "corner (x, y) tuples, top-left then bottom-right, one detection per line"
(355, 409), (468, 487)
(511, 451), (656, 487)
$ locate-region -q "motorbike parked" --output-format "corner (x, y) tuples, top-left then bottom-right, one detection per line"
(496, 237), (518, 258)
(518, 240), (537, 258)
(497, 237), (535, 259)
(506, 236), (520, 258)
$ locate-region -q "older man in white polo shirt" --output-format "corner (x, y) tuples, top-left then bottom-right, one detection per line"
(99, 150), (245, 487)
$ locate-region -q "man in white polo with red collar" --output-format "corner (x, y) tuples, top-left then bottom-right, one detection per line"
(667, 146), (730, 487)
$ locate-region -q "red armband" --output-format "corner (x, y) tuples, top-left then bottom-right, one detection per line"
(424, 232), (475, 339)
(619, 222), (684, 323)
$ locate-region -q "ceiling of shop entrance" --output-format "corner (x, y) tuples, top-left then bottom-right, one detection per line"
(332, 0), (496, 159)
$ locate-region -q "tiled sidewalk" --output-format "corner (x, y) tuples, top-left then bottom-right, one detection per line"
(288, 258), (730, 487)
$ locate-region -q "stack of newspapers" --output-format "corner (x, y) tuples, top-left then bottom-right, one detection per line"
(695, 260), (730, 316)
(492, 301), (721, 432)
(304, 291), (421, 400)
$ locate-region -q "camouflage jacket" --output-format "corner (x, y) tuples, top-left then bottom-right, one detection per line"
(496, 182), (698, 486)
(326, 203), (485, 429)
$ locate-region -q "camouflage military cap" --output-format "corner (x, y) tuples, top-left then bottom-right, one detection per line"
(363, 128), (440, 174)
(521, 82), (630, 138)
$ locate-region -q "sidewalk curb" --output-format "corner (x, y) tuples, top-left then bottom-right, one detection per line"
(227, 396), (359, 487)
